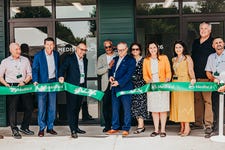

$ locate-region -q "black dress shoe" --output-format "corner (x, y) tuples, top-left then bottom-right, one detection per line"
(82, 115), (94, 121)
(190, 124), (204, 130)
(12, 129), (22, 139)
(71, 131), (78, 139)
(103, 128), (110, 132)
(205, 127), (213, 134)
(47, 129), (57, 135)
(20, 128), (35, 135)
(76, 128), (86, 134)
(38, 130), (44, 137)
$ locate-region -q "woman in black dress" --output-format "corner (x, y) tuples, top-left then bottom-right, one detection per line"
(130, 42), (148, 134)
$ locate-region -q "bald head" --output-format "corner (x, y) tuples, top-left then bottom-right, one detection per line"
(212, 37), (224, 55)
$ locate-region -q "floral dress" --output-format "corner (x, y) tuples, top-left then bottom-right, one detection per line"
(131, 57), (148, 119)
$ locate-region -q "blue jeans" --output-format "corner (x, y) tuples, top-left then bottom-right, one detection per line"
(111, 90), (132, 131)
(37, 92), (56, 131)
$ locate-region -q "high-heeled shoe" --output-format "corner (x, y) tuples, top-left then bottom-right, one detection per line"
(178, 131), (184, 135)
(181, 130), (191, 137)
(133, 127), (145, 134)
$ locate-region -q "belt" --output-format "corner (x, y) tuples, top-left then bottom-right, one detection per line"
(79, 83), (85, 87)
(8, 83), (19, 86)
(48, 78), (56, 80)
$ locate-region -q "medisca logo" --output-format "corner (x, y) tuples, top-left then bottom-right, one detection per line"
(10, 87), (32, 93)
(74, 87), (97, 96)
(36, 86), (47, 92)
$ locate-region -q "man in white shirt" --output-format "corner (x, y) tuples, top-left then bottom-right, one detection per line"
(205, 37), (225, 137)
(0, 43), (33, 139)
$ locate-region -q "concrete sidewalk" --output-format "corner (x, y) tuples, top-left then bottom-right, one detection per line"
(0, 125), (225, 150)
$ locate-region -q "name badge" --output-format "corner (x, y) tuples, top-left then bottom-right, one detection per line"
(16, 74), (22, 79)
(214, 71), (220, 76)
(173, 75), (178, 80)
(80, 73), (85, 78)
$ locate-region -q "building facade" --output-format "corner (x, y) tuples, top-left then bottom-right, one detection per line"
(0, 0), (225, 126)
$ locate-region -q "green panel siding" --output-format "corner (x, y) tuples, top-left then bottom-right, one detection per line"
(0, 0), (6, 127)
(98, 0), (135, 125)
(100, 18), (134, 34)
(98, 0), (135, 56)
(100, 34), (134, 46)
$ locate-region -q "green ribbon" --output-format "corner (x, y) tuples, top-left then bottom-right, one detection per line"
(0, 82), (104, 101)
(116, 82), (223, 97)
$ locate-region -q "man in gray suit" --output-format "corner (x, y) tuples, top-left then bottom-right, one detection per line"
(97, 40), (117, 132)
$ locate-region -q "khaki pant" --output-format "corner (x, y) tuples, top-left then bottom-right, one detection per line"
(194, 78), (213, 128)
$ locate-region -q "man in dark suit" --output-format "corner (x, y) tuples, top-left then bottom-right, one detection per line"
(107, 42), (136, 136)
(32, 37), (59, 137)
(58, 42), (88, 138)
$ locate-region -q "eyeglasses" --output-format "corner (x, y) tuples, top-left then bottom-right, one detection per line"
(77, 47), (87, 52)
(132, 48), (140, 51)
(105, 46), (112, 49)
(118, 49), (126, 52)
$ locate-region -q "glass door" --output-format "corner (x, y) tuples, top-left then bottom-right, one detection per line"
(10, 22), (53, 125)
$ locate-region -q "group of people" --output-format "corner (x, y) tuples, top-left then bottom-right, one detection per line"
(99, 22), (225, 138)
(0, 21), (225, 140)
(0, 38), (90, 139)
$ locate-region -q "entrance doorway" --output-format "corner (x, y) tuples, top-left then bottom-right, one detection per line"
(9, 20), (100, 125)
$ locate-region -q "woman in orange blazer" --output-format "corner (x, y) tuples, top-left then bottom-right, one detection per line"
(143, 41), (171, 137)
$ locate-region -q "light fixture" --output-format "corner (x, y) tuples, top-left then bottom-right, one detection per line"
(210, 22), (220, 25)
(31, 0), (45, 6)
(163, 0), (174, 8)
(72, 2), (84, 11)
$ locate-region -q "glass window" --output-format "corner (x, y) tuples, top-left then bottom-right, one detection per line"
(56, 0), (96, 18)
(14, 27), (47, 57)
(136, 18), (179, 59)
(56, 21), (97, 77)
(82, 80), (99, 119)
(10, 0), (52, 18)
(183, 0), (225, 14)
(136, 0), (179, 16)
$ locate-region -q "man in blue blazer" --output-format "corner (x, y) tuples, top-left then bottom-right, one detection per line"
(107, 42), (136, 136)
(32, 37), (59, 137)
(58, 42), (88, 138)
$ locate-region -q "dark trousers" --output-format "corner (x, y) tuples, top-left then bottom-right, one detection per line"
(111, 90), (132, 131)
(7, 93), (33, 130)
(82, 99), (89, 118)
(66, 84), (84, 132)
(212, 91), (225, 132)
(102, 84), (112, 130)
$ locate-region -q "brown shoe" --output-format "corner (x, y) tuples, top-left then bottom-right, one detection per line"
(106, 129), (119, 135)
(0, 135), (4, 139)
(122, 131), (129, 137)
(38, 130), (44, 137)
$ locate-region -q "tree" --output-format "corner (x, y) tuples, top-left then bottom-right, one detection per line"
(15, 6), (78, 45)
(198, 0), (225, 13)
